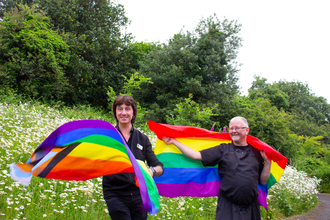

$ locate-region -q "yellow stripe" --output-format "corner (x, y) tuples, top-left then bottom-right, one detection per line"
(69, 143), (130, 163)
(270, 160), (285, 182)
(154, 137), (231, 155)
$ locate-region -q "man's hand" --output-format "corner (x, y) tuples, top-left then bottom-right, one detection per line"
(162, 137), (176, 145)
(260, 150), (270, 164)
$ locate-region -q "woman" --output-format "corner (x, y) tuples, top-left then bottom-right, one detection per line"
(102, 95), (163, 220)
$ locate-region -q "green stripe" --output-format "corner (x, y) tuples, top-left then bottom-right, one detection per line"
(137, 162), (160, 211)
(156, 153), (216, 168)
(67, 135), (128, 154)
(266, 173), (277, 189)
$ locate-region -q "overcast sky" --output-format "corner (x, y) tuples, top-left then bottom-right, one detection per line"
(116, 0), (330, 102)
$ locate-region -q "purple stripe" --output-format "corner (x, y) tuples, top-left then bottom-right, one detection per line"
(156, 181), (220, 197)
(157, 182), (268, 211)
(258, 189), (268, 211)
(126, 145), (151, 211)
(36, 120), (115, 151)
(118, 128), (151, 212)
(55, 119), (115, 135)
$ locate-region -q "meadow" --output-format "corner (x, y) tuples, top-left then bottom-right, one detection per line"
(0, 99), (321, 219)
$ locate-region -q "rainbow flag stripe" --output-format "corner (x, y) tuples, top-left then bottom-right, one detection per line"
(10, 119), (159, 214)
(149, 120), (287, 211)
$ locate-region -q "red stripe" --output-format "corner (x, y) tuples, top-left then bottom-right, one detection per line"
(149, 120), (287, 168)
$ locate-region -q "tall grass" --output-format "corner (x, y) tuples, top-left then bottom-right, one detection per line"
(0, 99), (321, 219)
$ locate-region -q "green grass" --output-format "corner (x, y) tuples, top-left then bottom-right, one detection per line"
(0, 97), (321, 219)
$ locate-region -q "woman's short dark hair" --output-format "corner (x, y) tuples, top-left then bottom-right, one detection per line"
(112, 95), (138, 124)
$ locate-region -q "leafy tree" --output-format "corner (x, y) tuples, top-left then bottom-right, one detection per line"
(126, 41), (154, 71)
(294, 157), (330, 192)
(1, 0), (133, 107)
(0, 0), (34, 18)
(296, 135), (324, 157)
(288, 112), (330, 143)
(248, 76), (290, 110)
(276, 80), (330, 125)
(135, 15), (242, 123)
(248, 77), (330, 144)
(166, 93), (218, 128)
(0, 4), (69, 100)
(249, 77), (330, 125)
(36, 0), (132, 107)
(234, 96), (294, 157)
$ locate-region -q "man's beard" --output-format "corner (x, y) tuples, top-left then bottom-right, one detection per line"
(231, 134), (240, 141)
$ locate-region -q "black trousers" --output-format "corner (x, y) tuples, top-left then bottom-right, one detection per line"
(105, 194), (148, 220)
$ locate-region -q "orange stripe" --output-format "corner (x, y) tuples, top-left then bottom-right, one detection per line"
(39, 156), (133, 180)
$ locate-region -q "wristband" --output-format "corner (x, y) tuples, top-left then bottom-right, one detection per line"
(150, 166), (156, 176)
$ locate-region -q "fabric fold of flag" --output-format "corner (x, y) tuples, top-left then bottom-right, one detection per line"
(148, 120), (287, 211)
(10, 119), (159, 214)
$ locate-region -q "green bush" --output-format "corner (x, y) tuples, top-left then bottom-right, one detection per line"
(266, 166), (320, 217)
(293, 157), (330, 193)
(165, 93), (217, 129)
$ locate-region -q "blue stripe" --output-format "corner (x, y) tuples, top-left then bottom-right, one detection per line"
(154, 167), (221, 184)
(258, 183), (268, 193)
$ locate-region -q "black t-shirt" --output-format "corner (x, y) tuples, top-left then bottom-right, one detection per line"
(200, 143), (263, 205)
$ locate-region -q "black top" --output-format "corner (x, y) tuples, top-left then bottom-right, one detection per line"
(102, 125), (163, 198)
(201, 143), (263, 206)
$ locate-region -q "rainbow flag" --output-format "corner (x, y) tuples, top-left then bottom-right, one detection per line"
(149, 120), (287, 211)
(10, 119), (159, 214)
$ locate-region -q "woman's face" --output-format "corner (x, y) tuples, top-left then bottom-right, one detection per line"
(116, 104), (133, 125)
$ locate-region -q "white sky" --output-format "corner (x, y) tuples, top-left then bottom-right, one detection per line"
(116, 0), (330, 102)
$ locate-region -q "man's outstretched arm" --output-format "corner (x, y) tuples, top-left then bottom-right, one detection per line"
(163, 137), (202, 161)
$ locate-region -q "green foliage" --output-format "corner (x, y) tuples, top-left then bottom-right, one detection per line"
(267, 166), (320, 217)
(296, 136), (324, 157)
(248, 76), (330, 162)
(248, 76), (330, 127)
(40, 0), (132, 108)
(126, 41), (155, 71)
(135, 15), (241, 123)
(165, 93), (218, 128)
(1, 0), (133, 107)
(234, 96), (294, 156)
(123, 72), (153, 98)
(289, 112), (330, 144)
(276, 80), (330, 125)
(294, 157), (330, 193)
(248, 76), (290, 110)
(0, 4), (70, 101)
(148, 197), (217, 220)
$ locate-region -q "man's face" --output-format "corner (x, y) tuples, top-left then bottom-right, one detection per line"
(229, 120), (249, 144)
(116, 104), (133, 125)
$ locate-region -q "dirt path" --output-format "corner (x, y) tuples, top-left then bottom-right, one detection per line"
(282, 193), (330, 220)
